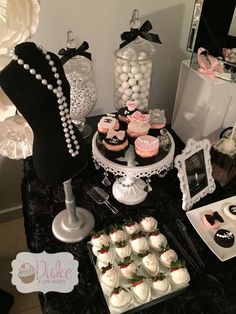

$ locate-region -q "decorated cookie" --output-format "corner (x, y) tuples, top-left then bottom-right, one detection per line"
(110, 287), (132, 308)
(149, 109), (166, 129)
(114, 240), (131, 260)
(170, 260), (190, 285)
(140, 216), (158, 233)
(202, 210), (224, 230)
(223, 204), (236, 221)
(148, 229), (168, 250)
(152, 272), (169, 293)
(117, 256), (137, 279)
(130, 231), (149, 254)
(101, 263), (119, 288)
(214, 229), (235, 248)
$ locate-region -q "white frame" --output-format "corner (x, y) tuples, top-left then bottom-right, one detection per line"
(174, 138), (216, 211)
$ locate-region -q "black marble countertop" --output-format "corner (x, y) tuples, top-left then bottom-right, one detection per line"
(21, 117), (236, 314)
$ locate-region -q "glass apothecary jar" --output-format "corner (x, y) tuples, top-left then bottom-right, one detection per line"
(61, 31), (97, 137)
(114, 10), (156, 112)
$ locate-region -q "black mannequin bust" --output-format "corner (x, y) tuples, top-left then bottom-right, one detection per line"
(0, 42), (88, 185)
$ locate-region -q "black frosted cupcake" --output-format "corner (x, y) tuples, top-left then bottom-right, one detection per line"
(102, 129), (129, 159)
(97, 115), (120, 141)
(118, 102), (138, 125)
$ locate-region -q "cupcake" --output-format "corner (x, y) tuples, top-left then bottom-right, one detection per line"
(135, 135), (160, 165)
(102, 129), (128, 158)
(97, 115), (119, 140)
(149, 109), (166, 135)
(118, 101), (138, 123)
(18, 263), (35, 284)
(127, 111), (150, 142)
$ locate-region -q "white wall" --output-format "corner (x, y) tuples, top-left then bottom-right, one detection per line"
(32, 0), (194, 121)
(0, 0), (195, 212)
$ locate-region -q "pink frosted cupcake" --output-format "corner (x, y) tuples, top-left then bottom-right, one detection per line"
(97, 115), (120, 140)
(102, 129), (129, 158)
(134, 135), (160, 165)
(118, 101), (138, 123)
(127, 111), (150, 143)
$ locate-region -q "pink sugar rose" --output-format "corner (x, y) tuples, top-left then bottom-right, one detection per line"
(128, 111), (150, 122)
(127, 101), (137, 111)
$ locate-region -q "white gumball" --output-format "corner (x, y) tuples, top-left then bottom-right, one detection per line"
(118, 99), (125, 106)
(118, 87), (124, 94)
(126, 47), (136, 55)
(132, 92), (140, 100)
(122, 94), (129, 101)
(147, 62), (152, 69)
(144, 72), (151, 79)
(130, 61), (138, 66)
(128, 78), (137, 86)
(125, 88), (133, 96)
(122, 51), (132, 59)
(120, 73), (129, 82)
(138, 51), (147, 60)
(122, 81), (129, 90)
(135, 99), (141, 106)
(132, 85), (140, 92)
(139, 79), (146, 87)
(139, 104), (145, 111)
(140, 65), (148, 73)
(122, 64), (131, 73)
(134, 73), (143, 81)
(140, 85), (147, 92)
(116, 65), (123, 74)
(128, 72), (134, 78)
(131, 66), (140, 75)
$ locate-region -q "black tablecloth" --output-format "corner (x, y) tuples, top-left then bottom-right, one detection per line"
(21, 119), (236, 314)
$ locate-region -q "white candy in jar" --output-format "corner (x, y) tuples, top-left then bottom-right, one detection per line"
(132, 85), (140, 92)
(122, 94), (129, 101)
(128, 78), (137, 86)
(140, 64), (148, 73)
(116, 65), (123, 73)
(139, 79), (146, 86)
(132, 92), (140, 99)
(134, 73), (143, 81)
(125, 88), (133, 96)
(138, 52), (147, 60)
(122, 81), (129, 89)
(131, 66), (140, 75)
(120, 73), (129, 81)
(122, 64), (131, 73)
(118, 87), (124, 94)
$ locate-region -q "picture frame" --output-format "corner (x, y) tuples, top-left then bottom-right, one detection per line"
(174, 138), (216, 211)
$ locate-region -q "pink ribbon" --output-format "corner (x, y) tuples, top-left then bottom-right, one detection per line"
(106, 129), (125, 140)
(197, 47), (224, 79)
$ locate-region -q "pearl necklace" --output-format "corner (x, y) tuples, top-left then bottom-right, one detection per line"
(12, 45), (80, 157)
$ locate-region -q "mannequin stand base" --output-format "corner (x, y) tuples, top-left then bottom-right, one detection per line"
(112, 178), (147, 205)
(52, 207), (95, 243)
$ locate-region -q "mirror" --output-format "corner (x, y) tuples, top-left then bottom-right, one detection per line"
(187, 0), (236, 81)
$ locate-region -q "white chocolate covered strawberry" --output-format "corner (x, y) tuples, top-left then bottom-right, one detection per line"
(123, 219), (140, 235)
(114, 240), (131, 260)
(91, 230), (109, 248)
(101, 264), (119, 288)
(109, 224), (125, 243)
(159, 247), (178, 268)
(110, 287), (132, 308)
(148, 230), (167, 250)
(139, 251), (159, 276)
(130, 231), (149, 254)
(170, 260), (190, 285)
(118, 256), (137, 279)
(128, 274), (150, 303)
(97, 245), (114, 266)
(140, 216), (157, 232)
(152, 272), (169, 292)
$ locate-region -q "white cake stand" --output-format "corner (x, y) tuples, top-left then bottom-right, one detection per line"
(92, 131), (175, 205)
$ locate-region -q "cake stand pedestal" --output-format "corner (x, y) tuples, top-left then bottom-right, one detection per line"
(92, 131), (175, 205)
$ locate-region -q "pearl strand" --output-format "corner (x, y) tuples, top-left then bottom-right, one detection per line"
(12, 46), (80, 157)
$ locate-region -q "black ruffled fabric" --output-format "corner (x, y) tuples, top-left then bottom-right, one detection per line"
(21, 127), (236, 314)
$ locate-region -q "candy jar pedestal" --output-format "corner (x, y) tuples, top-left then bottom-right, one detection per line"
(52, 179), (95, 243)
(92, 132), (175, 205)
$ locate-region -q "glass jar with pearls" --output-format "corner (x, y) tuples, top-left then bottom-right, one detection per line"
(62, 31), (97, 138)
(113, 10), (156, 112)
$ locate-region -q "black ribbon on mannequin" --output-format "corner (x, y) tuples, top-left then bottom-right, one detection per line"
(58, 41), (92, 65)
(119, 20), (162, 49)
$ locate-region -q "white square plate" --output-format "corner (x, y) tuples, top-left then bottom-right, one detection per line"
(186, 196), (236, 261)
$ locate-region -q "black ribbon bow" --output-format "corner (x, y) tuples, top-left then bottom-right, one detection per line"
(119, 20), (162, 49)
(205, 211), (224, 225)
(58, 41), (92, 65)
